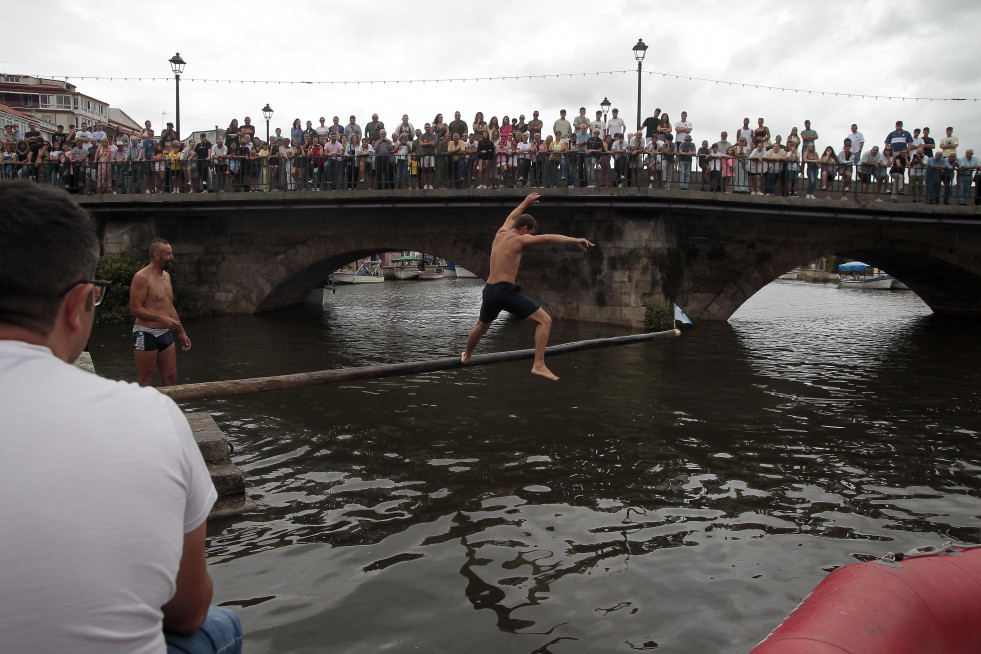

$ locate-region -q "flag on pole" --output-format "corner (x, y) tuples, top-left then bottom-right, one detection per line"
(673, 304), (692, 325)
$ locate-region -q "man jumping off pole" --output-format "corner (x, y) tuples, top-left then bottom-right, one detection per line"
(461, 192), (594, 380)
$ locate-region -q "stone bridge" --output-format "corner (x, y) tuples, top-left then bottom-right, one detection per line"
(82, 189), (981, 327)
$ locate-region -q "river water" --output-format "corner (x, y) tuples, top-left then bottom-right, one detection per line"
(86, 279), (981, 653)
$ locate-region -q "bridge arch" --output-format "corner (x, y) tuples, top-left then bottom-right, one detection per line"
(88, 191), (981, 325)
(255, 239), (490, 312)
(705, 231), (981, 321)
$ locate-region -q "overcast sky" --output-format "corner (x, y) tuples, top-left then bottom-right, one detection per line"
(7, 0), (981, 154)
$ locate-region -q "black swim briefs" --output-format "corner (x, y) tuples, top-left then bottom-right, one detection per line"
(479, 281), (540, 323)
(133, 325), (175, 352)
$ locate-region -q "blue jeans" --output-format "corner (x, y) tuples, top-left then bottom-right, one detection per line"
(552, 157), (570, 187)
(958, 174), (972, 204)
(115, 163), (128, 193)
(678, 159), (691, 188)
(454, 158), (468, 185)
(394, 158), (408, 189)
(925, 170), (942, 204)
(165, 606), (242, 654)
(806, 163), (819, 195)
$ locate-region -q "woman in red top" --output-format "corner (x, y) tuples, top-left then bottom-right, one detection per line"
(307, 137), (325, 191)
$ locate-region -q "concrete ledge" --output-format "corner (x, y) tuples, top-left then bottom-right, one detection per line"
(74, 351), (95, 374)
(186, 412), (232, 464)
(208, 462), (246, 498)
(186, 412), (251, 518)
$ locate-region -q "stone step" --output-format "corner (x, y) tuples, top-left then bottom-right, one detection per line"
(186, 411), (233, 465)
(208, 462), (246, 499)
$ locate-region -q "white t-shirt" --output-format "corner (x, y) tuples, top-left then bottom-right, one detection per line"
(607, 116), (626, 137)
(0, 341), (217, 654)
(675, 121), (693, 142)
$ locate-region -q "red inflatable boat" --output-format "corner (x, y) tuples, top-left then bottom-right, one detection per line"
(752, 545), (981, 653)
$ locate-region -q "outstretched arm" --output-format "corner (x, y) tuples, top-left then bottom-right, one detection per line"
(500, 192), (541, 231)
(527, 234), (595, 251)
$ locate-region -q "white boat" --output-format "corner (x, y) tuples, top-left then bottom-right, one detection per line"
(417, 267), (445, 281)
(839, 275), (894, 289)
(454, 266), (478, 278)
(394, 269), (419, 280)
(333, 260), (385, 284)
(777, 271), (798, 281)
(390, 255), (421, 280)
(836, 261), (893, 290)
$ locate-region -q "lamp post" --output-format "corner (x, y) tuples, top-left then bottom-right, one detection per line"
(632, 39), (648, 131)
(168, 53), (186, 141)
(262, 104), (274, 143)
(600, 97), (611, 133)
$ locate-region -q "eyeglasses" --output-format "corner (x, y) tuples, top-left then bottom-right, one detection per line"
(58, 279), (112, 306)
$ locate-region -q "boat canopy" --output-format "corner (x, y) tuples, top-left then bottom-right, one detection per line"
(838, 261), (871, 272)
(391, 256), (422, 262)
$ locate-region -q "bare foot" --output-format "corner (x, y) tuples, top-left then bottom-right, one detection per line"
(531, 364), (559, 381)
(461, 350), (472, 364)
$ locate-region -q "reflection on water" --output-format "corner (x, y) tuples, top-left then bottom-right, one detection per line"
(86, 280), (981, 653)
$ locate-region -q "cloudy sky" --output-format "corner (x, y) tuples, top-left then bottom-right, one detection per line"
(7, 0), (981, 154)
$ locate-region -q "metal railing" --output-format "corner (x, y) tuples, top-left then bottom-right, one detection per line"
(3, 151), (978, 205)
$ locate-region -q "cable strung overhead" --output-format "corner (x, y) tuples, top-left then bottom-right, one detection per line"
(21, 69), (977, 103)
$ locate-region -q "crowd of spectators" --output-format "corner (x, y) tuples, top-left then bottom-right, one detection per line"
(3, 109), (979, 206)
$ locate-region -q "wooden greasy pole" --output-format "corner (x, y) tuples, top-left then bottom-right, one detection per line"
(159, 329), (681, 401)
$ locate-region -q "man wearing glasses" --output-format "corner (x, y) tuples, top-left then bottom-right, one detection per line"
(130, 238), (191, 386)
(0, 181), (242, 654)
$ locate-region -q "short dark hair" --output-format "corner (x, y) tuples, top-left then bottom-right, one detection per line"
(0, 182), (98, 334)
(149, 238), (170, 256)
(513, 214), (537, 231)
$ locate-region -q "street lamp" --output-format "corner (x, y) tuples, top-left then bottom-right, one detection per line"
(632, 39), (648, 130)
(169, 52), (186, 141)
(262, 104), (274, 143)
(600, 97), (611, 131)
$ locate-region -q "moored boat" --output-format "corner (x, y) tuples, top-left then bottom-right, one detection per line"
(836, 261), (893, 290)
(333, 260), (385, 284)
(454, 266), (478, 278)
(390, 255), (421, 280)
(417, 267), (445, 281)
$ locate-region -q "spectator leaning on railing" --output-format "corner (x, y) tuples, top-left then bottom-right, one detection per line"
(4, 107), (977, 204)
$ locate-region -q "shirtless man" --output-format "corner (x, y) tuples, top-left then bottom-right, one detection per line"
(461, 193), (594, 380)
(130, 239), (191, 386)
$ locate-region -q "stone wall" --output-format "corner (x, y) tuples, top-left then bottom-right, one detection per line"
(87, 190), (981, 325)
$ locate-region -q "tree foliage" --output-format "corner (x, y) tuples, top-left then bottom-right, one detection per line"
(644, 302), (673, 332)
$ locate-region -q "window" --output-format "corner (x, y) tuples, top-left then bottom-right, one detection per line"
(57, 95), (71, 109)
(2, 76), (21, 83)
(40, 94), (52, 108)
